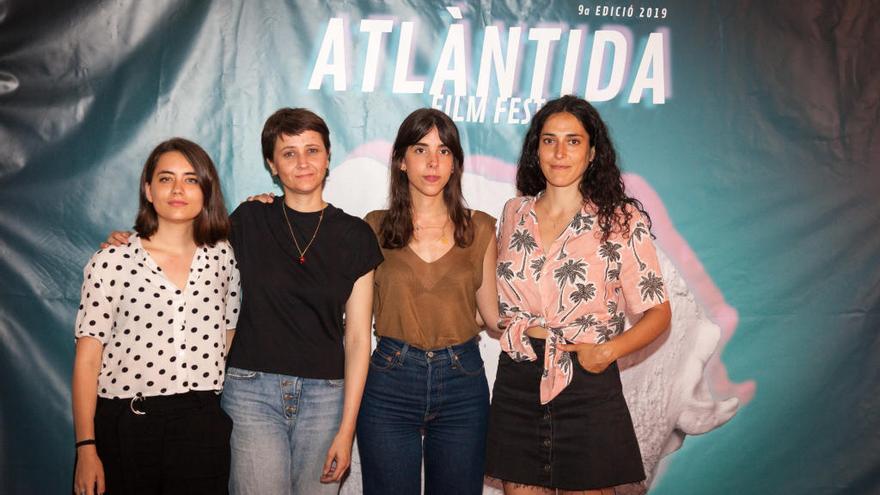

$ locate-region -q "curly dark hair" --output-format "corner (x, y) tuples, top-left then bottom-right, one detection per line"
(516, 95), (651, 241)
(378, 108), (473, 248)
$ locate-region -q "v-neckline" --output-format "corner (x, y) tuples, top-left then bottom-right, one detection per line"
(133, 235), (199, 293)
(405, 242), (455, 265)
(532, 202), (574, 256)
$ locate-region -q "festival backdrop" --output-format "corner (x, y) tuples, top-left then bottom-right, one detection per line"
(1, 0), (878, 493)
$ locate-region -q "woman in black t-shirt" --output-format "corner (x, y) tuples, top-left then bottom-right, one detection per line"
(104, 109), (382, 494)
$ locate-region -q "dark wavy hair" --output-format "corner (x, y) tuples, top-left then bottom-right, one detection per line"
(135, 138), (230, 246)
(378, 108), (474, 248)
(516, 95), (651, 241)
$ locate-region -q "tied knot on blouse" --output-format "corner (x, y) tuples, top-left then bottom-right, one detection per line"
(496, 196), (667, 404)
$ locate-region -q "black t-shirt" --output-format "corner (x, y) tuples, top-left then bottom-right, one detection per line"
(227, 200), (383, 379)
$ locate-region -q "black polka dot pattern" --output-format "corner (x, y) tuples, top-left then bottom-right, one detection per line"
(74, 235), (241, 399)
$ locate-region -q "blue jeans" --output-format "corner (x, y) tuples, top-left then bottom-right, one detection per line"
(220, 367), (344, 495)
(357, 337), (489, 495)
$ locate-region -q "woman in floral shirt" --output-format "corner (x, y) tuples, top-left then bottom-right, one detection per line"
(486, 95), (672, 494)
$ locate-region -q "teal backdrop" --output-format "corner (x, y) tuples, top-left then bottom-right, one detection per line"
(1, 1), (878, 493)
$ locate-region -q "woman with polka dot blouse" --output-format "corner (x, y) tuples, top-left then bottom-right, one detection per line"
(72, 138), (241, 495)
(104, 109), (381, 494)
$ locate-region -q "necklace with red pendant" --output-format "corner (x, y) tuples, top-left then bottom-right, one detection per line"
(281, 201), (326, 264)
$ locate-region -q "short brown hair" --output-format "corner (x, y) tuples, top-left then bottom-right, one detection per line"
(134, 138), (230, 246)
(261, 107), (331, 171)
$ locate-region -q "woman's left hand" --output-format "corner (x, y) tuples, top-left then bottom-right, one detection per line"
(558, 341), (616, 373)
(320, 432), (352, 483)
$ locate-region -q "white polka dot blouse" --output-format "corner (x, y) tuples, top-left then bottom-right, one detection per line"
(75, 235), (241, 399)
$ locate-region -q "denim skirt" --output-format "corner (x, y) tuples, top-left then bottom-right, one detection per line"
(485, 337), (645, 490)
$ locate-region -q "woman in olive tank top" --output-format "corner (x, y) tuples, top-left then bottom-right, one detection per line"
(356, 108), (504, 495)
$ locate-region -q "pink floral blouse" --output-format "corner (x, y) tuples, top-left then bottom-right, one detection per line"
(496, 196), (667, 404)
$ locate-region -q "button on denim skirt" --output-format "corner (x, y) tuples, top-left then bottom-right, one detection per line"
(485, 337), (645, 490)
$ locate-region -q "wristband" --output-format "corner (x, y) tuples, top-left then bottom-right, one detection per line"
(75, 439), (96, 448)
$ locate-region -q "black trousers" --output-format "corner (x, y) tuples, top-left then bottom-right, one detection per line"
(92, 391), (232, 495)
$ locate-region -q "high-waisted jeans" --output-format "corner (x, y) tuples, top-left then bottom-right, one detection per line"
(220, 367), (344, 495)
(356, 336), (489, 495)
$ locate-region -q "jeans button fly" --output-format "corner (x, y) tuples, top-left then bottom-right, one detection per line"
(426, 351), (434, 358)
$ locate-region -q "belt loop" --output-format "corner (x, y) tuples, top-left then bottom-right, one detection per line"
(398, 341), (410, 364)
(445, 345), (457, 363)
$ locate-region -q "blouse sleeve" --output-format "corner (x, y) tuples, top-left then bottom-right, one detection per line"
(74, 253), (114, 345)
(496, 198), (522, 316)
(224, 246), (242, 330)
(618, 207), (668, 314)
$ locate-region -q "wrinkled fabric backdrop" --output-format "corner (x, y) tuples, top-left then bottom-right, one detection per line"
(1, 1), (878, 493)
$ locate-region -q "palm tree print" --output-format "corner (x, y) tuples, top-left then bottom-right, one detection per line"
(496, 261), (521, 301)
(529, 256), (546, 281)
(598, 241), (622, 298)
(628, 222), (649, 270)
(608, 311), (626, 335)
(553, 259), (587, 312)
(509, 229), (538, 279)
(595, 324), (615, 343)
(569, 314), (597, 341)
(607, 262), (621, 281)
(639, 272), (665, 302)
(556, 235), (570, 260)
(562, 282), (597, 321)
(599, 241), (622, 276)
(557, 349), (573, 376)
(570, 211), (594, 233)
(498, 300), (511, 317)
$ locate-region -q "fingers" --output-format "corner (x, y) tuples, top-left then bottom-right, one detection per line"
(97, 469), (106, 494)
(106, 231), (131, 247)
(245, 192), (276, 204)
(320, 451), (337, 483)
(333, 455), (350, 481)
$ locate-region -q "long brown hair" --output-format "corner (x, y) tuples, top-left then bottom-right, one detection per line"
(378, 108), (473, 248)
(134, 138), (230, 246)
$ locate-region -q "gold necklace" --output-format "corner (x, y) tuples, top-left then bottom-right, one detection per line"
(281, 202), (326, 264)
(414, 217), (450, 244)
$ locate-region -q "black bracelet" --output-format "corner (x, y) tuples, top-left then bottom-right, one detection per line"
(75, 439), (96, 448)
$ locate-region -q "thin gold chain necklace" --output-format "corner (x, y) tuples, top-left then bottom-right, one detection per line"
(414, 216), (450, 245)
(281, 202), (325, 264)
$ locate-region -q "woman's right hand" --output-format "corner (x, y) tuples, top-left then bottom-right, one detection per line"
(74, 447), (105, 495)
(245, 192), (275, 203)
(100, 231), (132, 249)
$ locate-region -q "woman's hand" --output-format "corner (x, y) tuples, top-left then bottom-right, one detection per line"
(74, 446), (105, 495)
(245, 192), (275, 203)
(558, 341), (616, 373)
(100, 231), (131, 249)
(320, 432), (352, 483)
